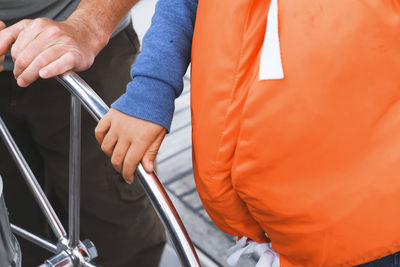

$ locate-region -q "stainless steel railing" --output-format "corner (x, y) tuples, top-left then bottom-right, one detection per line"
(0, 70), (200, 267)
(56, 71), (200, 267)
(0, 177), (22, 267)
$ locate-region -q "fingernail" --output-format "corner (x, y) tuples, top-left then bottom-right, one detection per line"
(39, 69), (49, 78)
(123, 175), (133, 184)
(17, 77), (27, 87)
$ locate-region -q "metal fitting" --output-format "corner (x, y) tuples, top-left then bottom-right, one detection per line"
(38, 238), (97, 267)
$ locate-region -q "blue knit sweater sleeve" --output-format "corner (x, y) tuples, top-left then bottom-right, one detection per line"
(111, 0), (198, 132)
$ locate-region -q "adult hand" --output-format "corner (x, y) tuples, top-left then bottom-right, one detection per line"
(95, 108), (166, 184)
(0, 17), (107, 87)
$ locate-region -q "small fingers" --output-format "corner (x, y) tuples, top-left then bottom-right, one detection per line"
(95, 116), (111, 145)
(142, 135), (165, 173)
(100, 131), (118, 157)
(141, 156), (155, 174)
(142, 128), (166, 173)
(110, 140), (130, 173)
(122, 145), (142, 184)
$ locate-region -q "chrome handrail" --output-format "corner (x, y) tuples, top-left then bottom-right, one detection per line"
(56, 71), (201, 267)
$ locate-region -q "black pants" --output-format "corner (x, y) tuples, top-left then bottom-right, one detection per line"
(356, 251), (400, 267)
(0, 26), (166, 267)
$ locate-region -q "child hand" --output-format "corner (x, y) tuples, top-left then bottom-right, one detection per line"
(95, 108), (166, 184)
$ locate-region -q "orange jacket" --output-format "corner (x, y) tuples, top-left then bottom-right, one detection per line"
(190, 0), (400, 266)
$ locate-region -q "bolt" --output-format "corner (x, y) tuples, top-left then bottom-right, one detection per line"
(82, 239), (98, 260)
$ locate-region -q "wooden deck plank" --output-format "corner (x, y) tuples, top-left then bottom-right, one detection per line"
(157, 125), (192, 163)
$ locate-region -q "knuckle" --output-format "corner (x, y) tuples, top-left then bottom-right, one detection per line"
(111, 151), (121, 162)
(10, 45), (19, 58)
(122, 163), (132, 176)
(94, 119), (110, 139)
(111, 155), (122, 167)
(36, 55), (50, 67)
(19, 19), (32, 27)
(84, 57), (95, 69)
(101, 142), (111, 154)
(65, 52), (76, 67)
(46, 26), (62, 39)
(15, 56), (29, 70)
(94, 126), (101, 136)
(31, 19), (43, 30)
(32, 18), (48, 29)
(62, 36), (76, 46)
(146, 149), (158, 157)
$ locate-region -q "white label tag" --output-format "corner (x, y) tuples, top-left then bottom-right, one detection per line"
(259, 0), (284, 80)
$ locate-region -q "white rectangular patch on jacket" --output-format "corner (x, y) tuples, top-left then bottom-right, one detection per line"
(259, 0), (284, 80)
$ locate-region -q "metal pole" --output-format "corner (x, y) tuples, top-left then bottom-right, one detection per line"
(68, 96), (81, 247)
(57, 71), (201, 267)
(11, 224), (58, 253)
(0, 117), (67, 241)
(136, 165), (200, 267)
(55, 73), (108, 122)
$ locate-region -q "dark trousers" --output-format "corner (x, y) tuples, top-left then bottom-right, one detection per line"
(0, 25), (166, 267)
(356, 251), (400, 267)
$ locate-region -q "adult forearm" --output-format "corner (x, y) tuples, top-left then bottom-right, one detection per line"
(67, 0), (139, 51)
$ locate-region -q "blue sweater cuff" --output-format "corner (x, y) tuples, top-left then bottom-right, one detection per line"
(111, 76), (176, 132)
